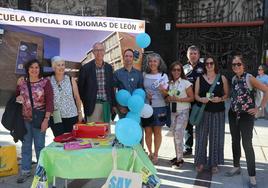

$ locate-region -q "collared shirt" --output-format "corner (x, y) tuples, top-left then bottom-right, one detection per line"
(113, 67), (143, 94)
(96, 65), (107, 101)
(187, 61), (204, 85)
(168, 78), (192, 110)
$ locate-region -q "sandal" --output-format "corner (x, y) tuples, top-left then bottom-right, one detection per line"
(212, 166), (219, 174)
(148, 153), (153, 160)
(196, 164), (204, 173)
(152, 155), (158, 165)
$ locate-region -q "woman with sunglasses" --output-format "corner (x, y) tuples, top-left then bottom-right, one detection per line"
(194, 56), (228, 173)
(166, 61), (194, 169)
(226, 55), (268, 188)
(255, 65), (268, 118)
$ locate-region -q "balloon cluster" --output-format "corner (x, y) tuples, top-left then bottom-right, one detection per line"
(115, 89), (153, 147)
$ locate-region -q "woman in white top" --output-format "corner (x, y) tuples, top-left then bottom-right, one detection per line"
(143, 53), (168, 164)
(166, 61), (194, 169)
(49, 56), (83, 137)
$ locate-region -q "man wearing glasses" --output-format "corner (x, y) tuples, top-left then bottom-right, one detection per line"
(183, 45), (204, 156)
(78, 42), (116, 123)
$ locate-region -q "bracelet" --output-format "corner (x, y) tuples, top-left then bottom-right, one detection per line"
(78, 110), (82, 113)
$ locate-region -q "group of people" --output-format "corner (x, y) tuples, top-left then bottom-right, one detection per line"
(15, 43), (268, 188)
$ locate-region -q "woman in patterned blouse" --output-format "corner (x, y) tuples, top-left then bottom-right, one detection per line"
(226, 55), (268, 188)
(49, 56), (83, 137)
(16, 59), (53, 183)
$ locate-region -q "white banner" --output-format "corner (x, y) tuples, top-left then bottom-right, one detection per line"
(0, 7), (145, 33)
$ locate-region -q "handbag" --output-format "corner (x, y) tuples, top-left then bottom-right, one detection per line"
(0, 145), (19, 177)
(189, 74), (221, 126)
(27, 81), (45, 129)
(102, 147), (142, 188)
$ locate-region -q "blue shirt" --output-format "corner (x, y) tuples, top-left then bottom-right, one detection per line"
(257, 74), (268, 85)
(113, 67), (143, 94)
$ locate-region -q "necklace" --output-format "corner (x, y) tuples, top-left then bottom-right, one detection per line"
(207, 74), (216, 81)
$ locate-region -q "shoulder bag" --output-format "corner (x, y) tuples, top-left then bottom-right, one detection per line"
(27, 80), (46, 129)
(189, 74), (220, 126)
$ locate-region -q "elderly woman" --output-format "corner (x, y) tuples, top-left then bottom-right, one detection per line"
(49, 56), (83, 137)
(167, 61), (194, 169)
(226, 55), (268, 188)
(194, 56), (229, 173)
(143, 52), (168, 164)
(16, 59), (53, 183)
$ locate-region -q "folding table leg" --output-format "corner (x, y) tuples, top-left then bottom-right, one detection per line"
(52, 176), (56, 188)
(64, 179), (68, 188)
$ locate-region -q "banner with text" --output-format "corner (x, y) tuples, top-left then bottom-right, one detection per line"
(0, 7), (145, 33)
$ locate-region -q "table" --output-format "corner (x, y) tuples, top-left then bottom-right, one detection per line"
(32, 142), (158, 187)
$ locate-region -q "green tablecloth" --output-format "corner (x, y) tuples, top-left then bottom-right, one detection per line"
(38, 143), (157, 183)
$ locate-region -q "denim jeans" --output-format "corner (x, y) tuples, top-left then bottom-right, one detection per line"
(228, 110), (256, 176)
(21, 120), (46, 172)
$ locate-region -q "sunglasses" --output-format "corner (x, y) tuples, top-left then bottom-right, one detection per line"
(232, 63), (242, 67)
(172, 68), (181, 72)
(205, 61), (214, 66)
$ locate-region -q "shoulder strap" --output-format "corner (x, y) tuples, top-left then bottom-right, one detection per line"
(208, 74), (220, 94)
(27, 80), (34, 109)
(69, 76), (75, 99)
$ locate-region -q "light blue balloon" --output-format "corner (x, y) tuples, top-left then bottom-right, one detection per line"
(115, 118), (142, 147)
(126, 112), (141, 124)
(132, 88), (146, 100)
(136, 33), (151, 48)
(116, 89), (131, 106)
(127, 95), (144, 113)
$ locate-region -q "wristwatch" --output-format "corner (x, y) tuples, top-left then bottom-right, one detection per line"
(258, 106), (263, 111)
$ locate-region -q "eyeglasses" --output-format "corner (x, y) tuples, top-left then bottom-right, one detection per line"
(232, 63), (242, 67)
(93, 49), (104, 53)
(205, 61), (214, 66)
(172, 68), (181, 72)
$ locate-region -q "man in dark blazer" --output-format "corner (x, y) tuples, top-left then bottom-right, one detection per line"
(78, 42), (116, 123)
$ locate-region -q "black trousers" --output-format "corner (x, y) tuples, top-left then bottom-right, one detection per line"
(49, 116), (78, 137)
(228, 110), (256, 176)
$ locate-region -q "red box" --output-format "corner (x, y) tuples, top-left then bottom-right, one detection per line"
(72, 124), (108, 138)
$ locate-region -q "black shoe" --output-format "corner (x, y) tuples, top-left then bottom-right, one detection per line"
(172, 159), (184, 169)
(183, 150), (192, 157)
(17, 172), (31, 183)
(170, 157), (177, 164)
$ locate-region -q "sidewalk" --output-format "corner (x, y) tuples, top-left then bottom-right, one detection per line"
(0, 107), (268, 188)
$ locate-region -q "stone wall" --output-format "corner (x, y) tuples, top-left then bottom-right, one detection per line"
(0, 0), (17, 9)
(31, 0), (106, 16)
